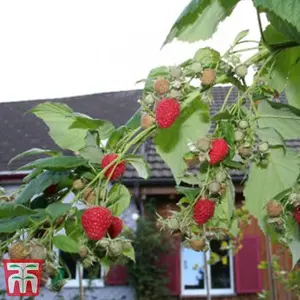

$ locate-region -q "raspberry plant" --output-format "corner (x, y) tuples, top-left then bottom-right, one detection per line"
(1, 0), (300, 293)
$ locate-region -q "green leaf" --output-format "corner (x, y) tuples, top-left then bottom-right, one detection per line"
(263, 24), (292, 45)
(19, 156), (87, 171)
(107, 126), (127, 149)
(258, 100), (300, 139)
(0, 202), (37, 218)
(155, 98), (210, 184)
(286, 59), (300, 109)
(15, 171), (69, 204)
(65, 212), (84, 241)
(232, 29), (249, 45)
(176, 186), (200, 202)
(53, 235), (80, 253)
(288, 227), (300, 267)
(8, 148), (61, 167)
(0, 216), (29, 232)
(215, 179), (235, 221)
(267, 13), (300, 44)
(107, 184), (131, 216)
(253, 0), (300, 34)
(79, 132), (104, 164)
(163, 0), (240, 45)
(125, 110), (141, 130)
(70, 114), (115, 139)
(23, 169), (43, 184)
(267, 47), (300, 93)
(125, 155), (150, 179)
(46, 203), (72, 220)
(194, 47), (220, 68)
(256, 127), (285, 146)
(211, 110), (232, 121)
(31, 102), (87, 151)
(122, 243), (135, 262)
(178, 174), (201, 185)
(244, 148), (299, 230)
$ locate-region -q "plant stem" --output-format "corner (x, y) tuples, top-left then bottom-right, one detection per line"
(78, 263), (84, 300)
(257, 10), (267, 46)
(232, 46), (260, 54)
(265, 235), (277, 300)
(203, 225), (211, 300)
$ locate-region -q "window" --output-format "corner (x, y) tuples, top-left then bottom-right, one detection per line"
(54, 251), (104, 288)
(181, 240), (234, 296)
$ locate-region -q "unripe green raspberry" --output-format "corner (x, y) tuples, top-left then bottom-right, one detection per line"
(97, 238), (110, 249)
(169, 66), (182, 79)
(238, 120), (249, 130)
(258, 142), (269, 153)
(196, 138), (211, 152)
(109, 240), (123, 257)
(235, 64), (248, 77)
(215, 171), (227, 183)
(234, 130), (245, 142)
(144, 94), (155, 105)
(168, 218), (180, 231)
(208, 181), (221, 194)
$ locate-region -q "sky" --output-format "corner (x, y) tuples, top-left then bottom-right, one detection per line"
(0, 0), (267, 103)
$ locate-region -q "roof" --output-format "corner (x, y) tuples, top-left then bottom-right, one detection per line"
(1, 88), (299, 184)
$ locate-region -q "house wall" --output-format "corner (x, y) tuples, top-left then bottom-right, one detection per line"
(153, 190), (298, 300)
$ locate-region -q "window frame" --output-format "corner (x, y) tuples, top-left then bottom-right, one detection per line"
(180, 244), (235, 297)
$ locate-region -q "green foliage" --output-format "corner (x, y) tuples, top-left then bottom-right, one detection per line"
(78, 132), (104, 163)
(46, 203), (72, 220)
(163, 0), (240, 44)
(194, 47), (220, 68)
(107, 184), (131, 216)
(127, 201), (172, 300)
(125, 155), (150, 179)
(0, 202), (37, 218)
(244, 148), (299, 228)
(155, 97), (210, 184)
(53, 235), (80, 253)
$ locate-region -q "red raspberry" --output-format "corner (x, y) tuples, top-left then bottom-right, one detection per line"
(293, 206), (300, 224)
(155, 98), (180, 128)
(108, 216), (123, 238)
(44, 184), (57, 195)
(81, 207), (112, 240)
(208, 138), (229, 165)
(101, 153), (126, 180)
(193, 198), (215, 225)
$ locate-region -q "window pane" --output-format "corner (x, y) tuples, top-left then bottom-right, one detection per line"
(210, 240), (231, 289)
(59, 251), (77, 279)
(182, 248), (205, 290)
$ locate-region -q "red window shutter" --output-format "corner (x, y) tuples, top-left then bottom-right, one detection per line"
(105, 265), (128, 286)
(234, 235), (262, 293)
(157, 237), (181, 295)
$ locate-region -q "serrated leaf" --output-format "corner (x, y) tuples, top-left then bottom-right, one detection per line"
(65, 213), (84, 241)
(53, 235), (80, 253)
(107, 184), (131, 216)
(194, 47), (220, 68)
(125, 110), (141, 130)
(107, 126), (127, 150)
(18, 156), (87, 171)
(0, 203), (37, 218)
(232, 29), (249, 45)
(70, 114), (115, 139)
(244, 148), (299, 230)
(79, 132), (104, 163)
(122, 244), (135, 262)
(263, 24), (291, 45)
(15, 171), (69, 204)
(8, 148), (61, 167)
(155, 99), (210, 184)
(286, 59), (300, 109)
(253, 0), (300, 34)
(23, 169), (43, 184)
(125, 155), (150, 179)
(46, 203), (72, 220)
(0, 216), (29, 232)
(258, 101), (300, 139)
(212, 110), (232, 121)
(163, 0), (240, 45)
(178, 174), (201, 185)
(31, 102), (87, 151)
(176, 186), (200, 202)
(256, 127), (285, 146)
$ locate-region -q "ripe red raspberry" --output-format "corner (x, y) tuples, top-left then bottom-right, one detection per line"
(155, 98), (180, 128)
(208, 138), (229, 165)
(101, 153), (126, 180)
(193, 198), (215, 225)
(44, 184), (57, 195)
(108, 216), (123, 238)
(293, 206), (300, 224)
(81, 207), (112, 240)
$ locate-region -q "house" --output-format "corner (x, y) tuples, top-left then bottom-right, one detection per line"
(0, 88), (298, 300)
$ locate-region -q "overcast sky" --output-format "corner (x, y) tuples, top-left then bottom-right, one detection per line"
(0, 0), (267, 103)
